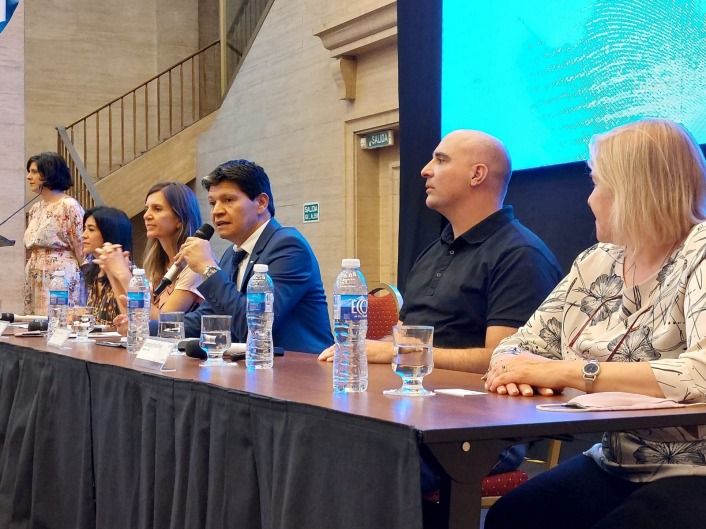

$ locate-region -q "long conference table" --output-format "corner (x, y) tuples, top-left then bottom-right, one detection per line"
(2, 334), (706, 529)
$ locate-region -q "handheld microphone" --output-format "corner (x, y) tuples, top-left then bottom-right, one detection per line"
(183, 340), (253, 362)
(153, 224), (215, 297)
(1, 313), (49, 323)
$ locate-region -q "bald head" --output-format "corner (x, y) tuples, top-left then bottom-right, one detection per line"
(446, 130), (512, 196)
(421, 130), (513, 234)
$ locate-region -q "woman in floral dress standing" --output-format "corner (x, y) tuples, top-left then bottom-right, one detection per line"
(23, 152), (84, 315)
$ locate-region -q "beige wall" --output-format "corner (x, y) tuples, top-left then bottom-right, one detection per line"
(0, 4), (27, 313)
(24, 0), (205, 158)
(196, 0), (399, 299)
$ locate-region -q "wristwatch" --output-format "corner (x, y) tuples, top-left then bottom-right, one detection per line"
(582, 360), (601, 393)
(202, 265), (221, 279)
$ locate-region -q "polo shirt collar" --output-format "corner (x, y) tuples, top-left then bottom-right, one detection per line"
(441, 205), (516, 246)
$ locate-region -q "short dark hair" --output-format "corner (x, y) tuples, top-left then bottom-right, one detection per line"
(201, 159), (275, 217)
(26, 152), (72, 191)
(83, 206), (133, 255)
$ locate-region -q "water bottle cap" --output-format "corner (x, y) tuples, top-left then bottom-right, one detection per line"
(133, 268), (145, 276)
(54, 270), (65, 277)
(253, 264), (269, 273)
(341, 258), (360, 268)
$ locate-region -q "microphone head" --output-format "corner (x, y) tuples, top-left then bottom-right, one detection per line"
(193, 224), (215, 240)
(1, 313), (14, 323)
(184, 339), (208, 359)
(28, 320), (48, 332)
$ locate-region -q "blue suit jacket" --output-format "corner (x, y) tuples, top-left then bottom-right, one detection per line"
(184, 219), (333, 354)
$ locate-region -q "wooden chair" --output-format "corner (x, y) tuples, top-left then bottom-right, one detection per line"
(366, 283), (562, 509)
(479, 439), (562, 508)
(367, 283), (403, 339)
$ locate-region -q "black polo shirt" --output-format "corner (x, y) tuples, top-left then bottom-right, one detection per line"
(400, 206), (562, 348)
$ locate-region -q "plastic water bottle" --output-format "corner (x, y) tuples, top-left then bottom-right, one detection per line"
(332, 258), (368, 392)
(127, 269), (151, 354)
(47, 270), (69, 342)
(246, 264), (274, 369)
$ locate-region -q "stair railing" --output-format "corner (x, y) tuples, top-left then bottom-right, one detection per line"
(58, 40), (221, 185)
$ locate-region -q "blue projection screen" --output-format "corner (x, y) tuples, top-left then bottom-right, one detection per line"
(442, 0), (706, 170)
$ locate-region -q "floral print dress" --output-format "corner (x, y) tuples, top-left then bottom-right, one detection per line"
(493, 222), (706, 482)
(23, 197), (84, 315)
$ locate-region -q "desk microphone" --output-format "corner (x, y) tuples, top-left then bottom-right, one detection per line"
(153, 223), (215, 297)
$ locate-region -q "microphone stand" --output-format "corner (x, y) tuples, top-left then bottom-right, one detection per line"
(0, 194), (41, 247)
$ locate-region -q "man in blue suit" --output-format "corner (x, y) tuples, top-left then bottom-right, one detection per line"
(176, 159), (333, 354)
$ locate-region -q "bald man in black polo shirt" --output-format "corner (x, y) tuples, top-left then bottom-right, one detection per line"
(320, 129), (562, 374)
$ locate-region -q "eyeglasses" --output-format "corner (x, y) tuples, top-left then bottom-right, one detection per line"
(567, 295), (653, 362)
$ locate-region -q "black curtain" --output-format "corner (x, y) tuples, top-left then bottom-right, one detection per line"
(396, 1), (597, 279)
(397, 0), (444, 293)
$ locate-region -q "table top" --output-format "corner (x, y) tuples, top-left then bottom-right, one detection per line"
(4, 333), (706, 445)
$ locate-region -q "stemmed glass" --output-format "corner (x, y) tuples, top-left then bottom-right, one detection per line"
(71, 306), (96, 343)
(159, 312), (186, 355)
(383, 325), (435, 396)
(199, 315), (233, 367)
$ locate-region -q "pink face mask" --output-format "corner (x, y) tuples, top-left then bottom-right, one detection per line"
(536, 392), (699, 412)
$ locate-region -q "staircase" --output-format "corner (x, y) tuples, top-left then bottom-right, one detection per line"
(57, 0), (275, 212)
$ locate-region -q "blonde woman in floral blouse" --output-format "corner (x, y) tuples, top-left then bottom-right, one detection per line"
(24, 152), (83, 315)
(485, 119), (706, 529)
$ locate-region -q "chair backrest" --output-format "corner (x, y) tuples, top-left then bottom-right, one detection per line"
(367, 283), (403, 340)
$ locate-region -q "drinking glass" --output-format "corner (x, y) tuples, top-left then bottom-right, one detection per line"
(383, 325), (435, 396)
(199, 315), (232, 367)
(159, 312), (185, 355)
(71, 306), (96, 343)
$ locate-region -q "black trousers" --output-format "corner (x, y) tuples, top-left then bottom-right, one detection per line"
(485, 454), (706, 529)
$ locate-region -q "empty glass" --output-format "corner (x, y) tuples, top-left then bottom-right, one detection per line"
(199, 315), (232, 367)
(159, 312), (185, 355)
(71, 306), (96, 343)
(384, 325), (435, 396)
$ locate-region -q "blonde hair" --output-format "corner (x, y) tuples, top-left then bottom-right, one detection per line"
(588, 118), (706, 251)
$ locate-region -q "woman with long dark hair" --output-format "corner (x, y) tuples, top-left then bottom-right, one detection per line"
(81, 206), (133, 325)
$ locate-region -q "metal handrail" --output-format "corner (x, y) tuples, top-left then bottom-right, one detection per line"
(66, 41), (221, 129)
(59, 40), (222, 186)
(56, 0), (275, 211)
(56, 127), (105, 210)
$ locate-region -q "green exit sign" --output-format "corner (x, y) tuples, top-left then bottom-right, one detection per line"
(303, 202), (319, 223)
(361, 130), (394, 149)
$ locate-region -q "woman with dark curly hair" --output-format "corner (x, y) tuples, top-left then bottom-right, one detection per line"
(23, 152), (84, 315)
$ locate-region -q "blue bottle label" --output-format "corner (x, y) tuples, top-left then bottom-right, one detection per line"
(334, 294), (368, 321)
(127, 291), (149, 309)
(49, 290), (68, 306)
(247, 292), (274, 313)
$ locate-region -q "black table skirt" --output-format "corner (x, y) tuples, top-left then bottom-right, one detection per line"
(0, 343), (422, 529)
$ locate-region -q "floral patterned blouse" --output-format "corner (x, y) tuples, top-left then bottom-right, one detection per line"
(492, 222), (706, 482)
(23, 196), (84, 315)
